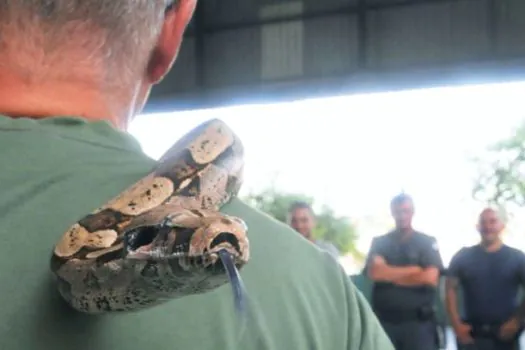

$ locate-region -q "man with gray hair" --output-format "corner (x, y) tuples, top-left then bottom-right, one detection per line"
(287, 201), (340, 258)
(446, 207), (525, 350)
(0, 1), (393, 349)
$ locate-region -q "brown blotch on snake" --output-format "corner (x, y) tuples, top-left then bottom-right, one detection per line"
(49, 119), (250, 314)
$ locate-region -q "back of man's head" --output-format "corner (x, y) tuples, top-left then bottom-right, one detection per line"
(0, 1), (173, 80)
(0, 0), (195, 126)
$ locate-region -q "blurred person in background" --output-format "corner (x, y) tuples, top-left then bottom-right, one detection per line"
(288, 201), (340, 258)
(0, 0), (393, 349)
(445, 207), (525, 350)
(364, 193), (444, 350)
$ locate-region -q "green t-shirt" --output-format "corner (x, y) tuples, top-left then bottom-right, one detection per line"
(0, 115), (393, 350)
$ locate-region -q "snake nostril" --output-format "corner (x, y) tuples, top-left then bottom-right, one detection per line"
(209, 232), (241, 253)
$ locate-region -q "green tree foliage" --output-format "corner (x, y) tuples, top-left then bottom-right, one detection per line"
(243, 188), (362, 259)
(472, 121), (525, 209)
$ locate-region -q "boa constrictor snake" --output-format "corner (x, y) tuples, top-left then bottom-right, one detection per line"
(50, 118), (250, 314)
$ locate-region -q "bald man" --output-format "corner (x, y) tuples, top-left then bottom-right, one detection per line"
(445, 208), (525, 350)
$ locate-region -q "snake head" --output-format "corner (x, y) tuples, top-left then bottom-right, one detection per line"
(120, 207), (250, 314)
(118, 207), (249, 313)
(123, 207), (250, 274)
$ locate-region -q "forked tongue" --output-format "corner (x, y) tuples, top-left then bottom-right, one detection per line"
(218, 249), (248, 318)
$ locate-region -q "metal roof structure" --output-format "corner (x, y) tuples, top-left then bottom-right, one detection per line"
(145, 0), (525, 112)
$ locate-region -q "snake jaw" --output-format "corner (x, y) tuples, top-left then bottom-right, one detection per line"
(122, 212), (249, 274)
(187, 217), (249, 272)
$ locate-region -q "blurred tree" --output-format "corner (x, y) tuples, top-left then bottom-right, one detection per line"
(472, 121), (525, 212)
(243, 188), (363, 260)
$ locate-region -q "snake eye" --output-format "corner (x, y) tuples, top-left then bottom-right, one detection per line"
(124, 227), (157, 251)
(210, 232), (241, 253)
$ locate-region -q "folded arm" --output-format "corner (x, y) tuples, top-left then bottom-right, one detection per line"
(368, 263), (439, 287)
(365, 236), (442, 287)
(394, 237), (443, 287)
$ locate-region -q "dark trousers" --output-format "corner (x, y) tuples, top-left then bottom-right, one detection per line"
(457, 337), (520, 350)
(380, 320), (437, 350)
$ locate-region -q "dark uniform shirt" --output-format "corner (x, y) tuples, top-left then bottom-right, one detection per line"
(365, 230), (444, 314)
(448, 244), (525, 324)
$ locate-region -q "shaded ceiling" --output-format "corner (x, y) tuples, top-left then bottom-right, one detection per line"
(145, 0), (525, 113)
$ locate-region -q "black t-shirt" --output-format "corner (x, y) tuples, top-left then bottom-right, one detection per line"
(365, 230), (444, 312)
(448, 244), (525, 324)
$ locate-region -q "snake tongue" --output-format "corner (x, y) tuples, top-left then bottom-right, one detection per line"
(218, 249), (247, 316)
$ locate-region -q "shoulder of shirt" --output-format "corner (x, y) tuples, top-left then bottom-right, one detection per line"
(503, 244), (525, 257)
(412, 231), (438, 245)
(372, 232), (392, 243)
(315, 240), (338, 251)
(452, 244), (477, 260)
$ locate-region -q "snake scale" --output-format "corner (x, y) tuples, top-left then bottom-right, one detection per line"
(50, 118), (250, 314)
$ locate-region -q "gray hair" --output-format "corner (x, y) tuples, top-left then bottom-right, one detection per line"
(0, 0), (177, 80)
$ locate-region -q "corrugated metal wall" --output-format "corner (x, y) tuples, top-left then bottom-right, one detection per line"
(148, 0), (525, 111)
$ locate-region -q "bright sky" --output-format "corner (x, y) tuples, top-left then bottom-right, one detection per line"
(129, 80), (525, 271)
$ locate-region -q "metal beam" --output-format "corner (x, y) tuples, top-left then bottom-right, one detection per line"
(487, 0), (499, 57)
(183, 0), (480, 36)
(357, 0), (368, 69)
(193, 2), (205, 88)
(144, 56), (525, 113)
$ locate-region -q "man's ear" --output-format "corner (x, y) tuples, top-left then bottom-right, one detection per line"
(147, 0), (197, 84)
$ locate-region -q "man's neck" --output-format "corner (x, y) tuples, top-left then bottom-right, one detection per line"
(302, 232), (313, 241)
(394, 227), (413, 240)
(0, 67), (135, 130)
(480, 238), (503, 252)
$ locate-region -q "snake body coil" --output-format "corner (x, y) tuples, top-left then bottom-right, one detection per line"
(50, 119), (250, 314)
